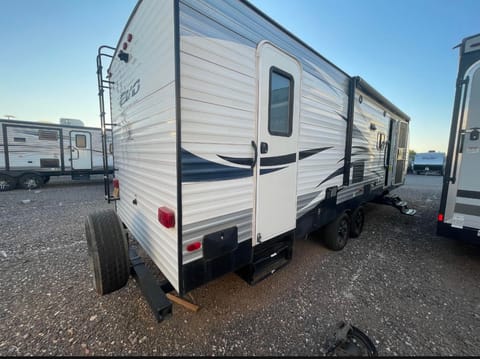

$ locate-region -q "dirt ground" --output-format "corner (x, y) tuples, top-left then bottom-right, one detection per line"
(1, 174), (479, 356)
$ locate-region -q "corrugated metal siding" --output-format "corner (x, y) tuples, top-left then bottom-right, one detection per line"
(179, 0), (350, 254)
(337, 91), (390, 204)
(2, 125), (61, 170)
(297, 72), (348, 216)
(109, 1), (179, 289)
(180, 1), (256, 264)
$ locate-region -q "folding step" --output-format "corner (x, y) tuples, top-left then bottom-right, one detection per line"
(236, 233), (293, 285)
(373, 193), (416, 216)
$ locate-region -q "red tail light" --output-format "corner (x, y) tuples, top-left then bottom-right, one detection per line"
(158, 207), (175, 228)
(186, 242), (202, 252)
(438, 213), (444, 222)
(113, 178), (119, 189)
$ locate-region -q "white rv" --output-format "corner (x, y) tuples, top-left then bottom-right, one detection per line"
(86, 0), (412, 319)
(0, 119), (112, 190)
(438, 33), (480, 242)
(412, 151), (446, 175)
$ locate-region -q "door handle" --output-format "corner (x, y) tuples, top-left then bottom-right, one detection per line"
(251, 140), (258, 169)
(72, 147), (79, 160)
(260, 142), (268, 154)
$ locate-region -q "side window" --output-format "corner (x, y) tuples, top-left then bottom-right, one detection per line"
(38, 130), (58, 141)
(75, 134), (87, 148)
(269, 68), (293, 137)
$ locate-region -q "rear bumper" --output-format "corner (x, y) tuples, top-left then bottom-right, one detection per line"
(413, 165), (443, 172)
(437, 221), (480, 243)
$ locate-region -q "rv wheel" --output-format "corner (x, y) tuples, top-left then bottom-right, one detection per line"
(18, 173), (44, 189)
(349, 206), (365, 238)
(85, 209), (129, 295)
(0, 174), (16, 191)
(323, 212), (350, 251)
(42, 176), (50, 184)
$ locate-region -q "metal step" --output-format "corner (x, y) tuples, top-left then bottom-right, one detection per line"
(237, 235), (293, 285)
(373, 193), (416, 216)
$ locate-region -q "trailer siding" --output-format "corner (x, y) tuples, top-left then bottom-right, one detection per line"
(109, 0), (179, 289)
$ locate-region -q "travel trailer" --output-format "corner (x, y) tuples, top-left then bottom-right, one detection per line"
(438, 33), (480, 242)
(0, 118), (112, 190)
(87, 0), (413, 320)
(412, 151), (446, 175)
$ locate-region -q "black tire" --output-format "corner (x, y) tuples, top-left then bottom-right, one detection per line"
(323, 212), (350, 251)
(0, 174), (17, 191)
(18, 173), (44, 189)
(85, 209), (129, 295)
(43, 176), (50, 184)
(349, 206), (365, 238)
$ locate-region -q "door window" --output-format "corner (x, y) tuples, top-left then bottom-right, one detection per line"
(75, 134), (87, 148)
(268, 68), (293, 137)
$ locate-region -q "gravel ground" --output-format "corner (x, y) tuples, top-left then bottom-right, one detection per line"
(1, 174), (480, 356)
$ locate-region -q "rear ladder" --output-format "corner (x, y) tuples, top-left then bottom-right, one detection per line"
(96, 45), (118, 203)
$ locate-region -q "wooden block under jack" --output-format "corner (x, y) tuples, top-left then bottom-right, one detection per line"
(166, 293), (200, 312)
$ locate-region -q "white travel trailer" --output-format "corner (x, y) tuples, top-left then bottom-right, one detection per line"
(412, 151), (446, 175)
(87, 0), (413, 320)
(438, 33), (480, 242)
(0, 118), (112, 190)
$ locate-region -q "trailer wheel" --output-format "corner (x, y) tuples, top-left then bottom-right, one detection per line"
(18, 173), (44, 189)
(349, 206), (365, 238)
(0, 174), (16, 191)
(323, 212), (350, 251)
(85, 209), (129, 295)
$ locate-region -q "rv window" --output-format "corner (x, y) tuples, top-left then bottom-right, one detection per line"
(75, 134), (87, 148)
(109, 143), (113, 154)
(13, 137), (26, 142)
(268, 68), (293, 137)
(38, 130), (58, 141)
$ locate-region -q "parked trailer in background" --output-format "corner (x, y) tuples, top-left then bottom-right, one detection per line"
(438, 33), (480, 242)
(412, 151), (446, 175)
(87, 0), (414, 321)
(0, 119), (113, 190)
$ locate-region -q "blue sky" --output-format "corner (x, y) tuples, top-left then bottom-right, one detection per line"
(1, 0), (479, 153)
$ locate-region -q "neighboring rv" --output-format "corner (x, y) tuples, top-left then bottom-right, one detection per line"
(86, 0), (413, 319)
(412, 151), (446, 175)
(438, 33), (480, 242)
(0, 119), (112, 190)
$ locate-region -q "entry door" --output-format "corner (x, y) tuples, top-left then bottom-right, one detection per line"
(394, 121), (408, 185)
(70, 131), (92, 170)
(255, 42), (301, 245)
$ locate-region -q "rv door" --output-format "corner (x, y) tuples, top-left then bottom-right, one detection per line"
(254, 42), (301, 245)
(393, 121), (408, 185)
(70, 131), (92, 170)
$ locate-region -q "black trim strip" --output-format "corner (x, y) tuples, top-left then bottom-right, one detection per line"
(299, 147), (332, 160)
(182, 148), (252, 182)
(218, 154), (252, 167)
(457, 190), (480, 199)
(260, 153), (296, 166)
(174, 0), (184, 296)
(2, 124), (9, 171)
(343, 77), (356, 185)
(455, 203), (480, 216)
(260, 167), (286, 175)
(316, 167), (344, 187)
